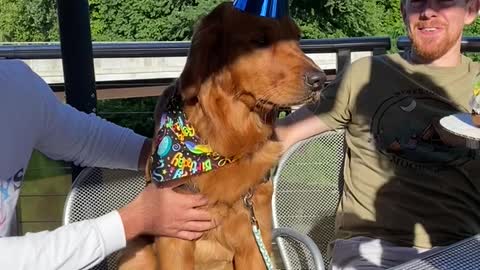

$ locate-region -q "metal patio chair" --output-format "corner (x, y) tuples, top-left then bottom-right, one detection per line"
(63, 168), (146, 270)
(272, 130), (346, 270)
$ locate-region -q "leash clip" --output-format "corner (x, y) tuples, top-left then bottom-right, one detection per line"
(243, 189), (258, 226)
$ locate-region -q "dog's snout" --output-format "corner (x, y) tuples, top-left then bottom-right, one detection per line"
(305, 70), (327, 92)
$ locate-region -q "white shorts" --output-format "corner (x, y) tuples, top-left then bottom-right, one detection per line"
(329, 236), (443, 270)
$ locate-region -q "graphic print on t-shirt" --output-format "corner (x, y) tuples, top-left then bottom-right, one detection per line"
(370, 88), (474, 171)
(0, 168), (23, 228)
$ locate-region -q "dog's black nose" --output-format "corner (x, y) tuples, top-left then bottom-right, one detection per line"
(305, 70), (327, 92)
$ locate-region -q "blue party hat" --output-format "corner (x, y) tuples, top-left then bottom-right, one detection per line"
(233, 0), (289, 19)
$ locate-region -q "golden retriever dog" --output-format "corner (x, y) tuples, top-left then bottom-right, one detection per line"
(118, 2), (325, 270)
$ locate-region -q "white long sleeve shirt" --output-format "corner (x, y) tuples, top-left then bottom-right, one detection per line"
(0, 60), (146, 269)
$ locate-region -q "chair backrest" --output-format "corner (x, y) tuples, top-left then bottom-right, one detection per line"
(63, 167), (146, 270)
(272, 130), (346, 269)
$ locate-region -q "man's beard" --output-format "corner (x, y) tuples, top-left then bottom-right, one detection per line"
(408, 22), (461, 62)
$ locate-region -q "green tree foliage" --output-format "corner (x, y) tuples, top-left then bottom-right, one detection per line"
(0, 0), (58, 42)
(87, 0), (407, 41)
(0, 0), (406, 42)
(89, 0), (225, 41)
(293, 0), (386, 38)
(465, 17), (480, 61)
(1, 0), (478, 46)
(97, 97), (157, 137)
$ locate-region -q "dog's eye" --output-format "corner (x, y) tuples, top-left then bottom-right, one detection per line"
(251, 36), (268, 47)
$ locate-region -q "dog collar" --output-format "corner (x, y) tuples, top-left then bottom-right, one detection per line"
(150, 94), (237, 184)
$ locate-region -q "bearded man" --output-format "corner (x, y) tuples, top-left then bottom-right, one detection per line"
(275, 0), (480, 269)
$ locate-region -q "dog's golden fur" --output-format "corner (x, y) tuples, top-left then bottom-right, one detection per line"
(118, 2), (323, 269)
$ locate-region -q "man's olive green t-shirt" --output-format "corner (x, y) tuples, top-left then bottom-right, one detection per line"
(307, 53), (480, 249)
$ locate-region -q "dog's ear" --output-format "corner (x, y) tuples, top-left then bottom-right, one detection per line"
(179, 3), (231, 101)
(153, 83), (177, 132)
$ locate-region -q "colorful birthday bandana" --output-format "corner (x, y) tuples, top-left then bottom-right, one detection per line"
(150, 93), (237, 184)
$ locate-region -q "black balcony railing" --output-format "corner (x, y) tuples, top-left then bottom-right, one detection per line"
(397, 36), (480, 52)
(0, 37), (391, 72)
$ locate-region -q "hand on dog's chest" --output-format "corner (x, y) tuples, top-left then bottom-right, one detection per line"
(151, 109), (237, 184)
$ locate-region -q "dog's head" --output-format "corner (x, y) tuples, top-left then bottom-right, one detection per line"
(179, 2), (326, 110)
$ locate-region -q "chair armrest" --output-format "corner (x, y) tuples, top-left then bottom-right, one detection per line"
(272, 227), (326, 270)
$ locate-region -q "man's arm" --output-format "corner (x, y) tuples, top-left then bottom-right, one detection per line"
(0, 212), (123, 270)
(16, 61), (147, 171)
(137, 138), (152, 171)
(276, 61), (356, 151)
(0, 185), (214, 270)
(275, 106), (333, 152)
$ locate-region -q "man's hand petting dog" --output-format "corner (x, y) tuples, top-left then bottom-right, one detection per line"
(119, 184), (215, 241)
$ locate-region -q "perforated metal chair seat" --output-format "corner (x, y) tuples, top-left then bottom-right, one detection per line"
(272, 130), (346, 270)
(63, 168), (146, 270)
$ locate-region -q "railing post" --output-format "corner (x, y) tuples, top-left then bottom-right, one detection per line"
(56, 0), (97, 182)
(372, 47), (387, 56)
(336, 48), (351, 74)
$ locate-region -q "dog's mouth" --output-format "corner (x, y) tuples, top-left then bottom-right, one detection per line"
(253, 92), (319, 124)
(257, 91), (320, 109)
